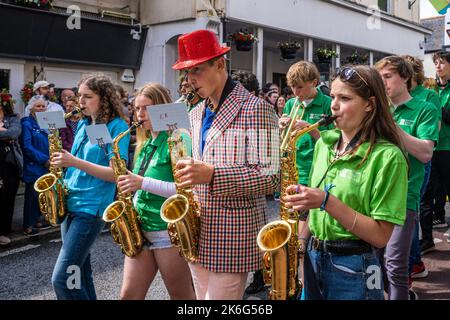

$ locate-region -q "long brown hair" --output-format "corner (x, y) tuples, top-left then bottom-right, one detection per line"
(331, 65), (404, 164)
(78, 74), (124, 123)
(134, 83), (172, 163)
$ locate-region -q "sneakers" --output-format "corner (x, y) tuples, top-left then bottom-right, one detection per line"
(0, 235), (11, 245)
(410, 262), (428, 279)
(420, 241), (435, 255)
(432, 218), (448, 229)
(408, 290), (419, 300)
(245, 270), (265, 295)
(23, 227), (39, 237)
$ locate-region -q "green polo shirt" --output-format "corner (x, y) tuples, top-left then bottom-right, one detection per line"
(437, 83), (450, 151)
(411, 85), (440, 115)
(393, 97), (439, 211)
(282, 89), (332, 185)
(133, 131), (174, 232)
(308, 130), (408, 241)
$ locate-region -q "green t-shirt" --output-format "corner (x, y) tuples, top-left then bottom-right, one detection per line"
(308, 129), (408, 241)
(411, 85), (440, 116)
(282, 89), (332, 185)
(437, 83), (450, 151)
(393, 97), (440, 211)
(133, 131), (174, 232)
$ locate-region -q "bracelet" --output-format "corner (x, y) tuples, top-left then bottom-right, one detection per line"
(320, 183), (335, 211)
(347, 211), (358, 232)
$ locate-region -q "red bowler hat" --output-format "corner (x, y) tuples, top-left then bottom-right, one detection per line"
(172, 29), (230, 70)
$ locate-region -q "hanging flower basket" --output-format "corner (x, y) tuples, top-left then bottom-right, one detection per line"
(13, 0), (53, 9)
(0, 89), (15, 109)
(231, 30), (257, 52)
(316, 48), (339, 64)
(278, 41), (302, 60)
(346, 51), (368, 64)
(20, 82), (34, 104)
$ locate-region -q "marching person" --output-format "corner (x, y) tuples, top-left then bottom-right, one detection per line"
(284, 65), (409, 300)
(376, 56), (439, 300)
(116, 83), (195, 300)
(50, 75), (130, 300)
(172, 29), (280, 300)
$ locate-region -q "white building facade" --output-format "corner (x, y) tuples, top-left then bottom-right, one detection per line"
(135, 0), (431, 100)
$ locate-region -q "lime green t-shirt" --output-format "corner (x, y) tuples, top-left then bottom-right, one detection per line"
(282, 89), (332, 185)
(308, 130), (408, 241)
(133, 131), (174, 232)
(393, 97), (440, 211)
(437, 83), (450, 151)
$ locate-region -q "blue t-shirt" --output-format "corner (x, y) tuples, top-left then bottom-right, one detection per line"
(65, 117), (130, 216)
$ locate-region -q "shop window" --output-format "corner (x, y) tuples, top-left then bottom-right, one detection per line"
(0, 69), (10, 90)
(378, 0), (390, 13)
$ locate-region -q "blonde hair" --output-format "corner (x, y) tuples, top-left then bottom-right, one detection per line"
(374, 55), (414, 91)
(133, 83), (172, 164)
(286, 61), (320, 87)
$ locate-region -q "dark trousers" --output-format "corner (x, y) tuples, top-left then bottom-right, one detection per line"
(0, 165), (20, 235)
(420, 151), (450, 244)
(23, 182), (42, 230)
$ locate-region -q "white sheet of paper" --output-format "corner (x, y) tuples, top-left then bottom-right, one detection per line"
(35, 111), (66, 129)
(147, 103), (190, 132)
(85, 124), (113, 145)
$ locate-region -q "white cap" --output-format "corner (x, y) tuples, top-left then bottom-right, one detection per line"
(33, 80), (50, 92)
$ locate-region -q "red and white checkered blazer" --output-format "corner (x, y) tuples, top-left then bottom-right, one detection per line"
(189, 83), (280, 273)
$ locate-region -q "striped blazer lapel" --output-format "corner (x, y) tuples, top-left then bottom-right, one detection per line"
(202, 84), (247, 158)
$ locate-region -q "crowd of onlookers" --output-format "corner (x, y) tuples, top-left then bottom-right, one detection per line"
(0, 80), (133, 244)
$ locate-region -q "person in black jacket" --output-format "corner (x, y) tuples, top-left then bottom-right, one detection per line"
(0, 91), (22, 245)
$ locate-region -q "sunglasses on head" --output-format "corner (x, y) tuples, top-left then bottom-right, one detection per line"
(339, 67), (369, 87)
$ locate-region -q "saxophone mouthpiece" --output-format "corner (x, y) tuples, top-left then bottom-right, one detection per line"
(319, 115), (337, 127)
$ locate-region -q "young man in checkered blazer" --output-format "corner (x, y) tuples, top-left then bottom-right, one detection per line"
(173, 29), (280, 300)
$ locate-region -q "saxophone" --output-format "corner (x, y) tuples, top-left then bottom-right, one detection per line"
(102, 121), (145, 258)
(34, 106), (83, 226)
(257, 114), (336, 300)
(160, 128), (200, 263)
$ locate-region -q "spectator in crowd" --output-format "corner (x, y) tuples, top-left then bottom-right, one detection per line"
(0, 91), (22, 245)
(275, 95), (286, 117)
(231, 70), (260, 96)
(20, 95), (51, 236)
(60, 97), (82, 152)
(282, 86), (294, 100)
(60, 89), (76, 108)
(116, 85), (131, 123)
(265, 89), (279, 107)
(24, 81), (64, 116)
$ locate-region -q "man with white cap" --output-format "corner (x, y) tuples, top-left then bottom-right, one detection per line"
(173, 29), (280, 300)
(24, 81), (63, 117)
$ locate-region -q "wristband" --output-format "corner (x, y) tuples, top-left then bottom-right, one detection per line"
(320, 183), (335, 211)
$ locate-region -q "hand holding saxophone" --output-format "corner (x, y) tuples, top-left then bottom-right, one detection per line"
(175, 158), (214, 188)
(51, 149), (78, 168)
(117, 170), (143, 194)
(279, 115), (292, 130)
(283, 184), (326, 212)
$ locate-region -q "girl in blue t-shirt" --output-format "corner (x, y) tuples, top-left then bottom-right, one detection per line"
(50, 75), (130, 300)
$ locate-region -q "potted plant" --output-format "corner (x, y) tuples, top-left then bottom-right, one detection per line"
(278, 41), (302, 60)
(0, 89), (15, 109)
(13, 0), (52, 9)
(316, 48), (339, 64)
(231, 29), (258, 51)
(20, 82), (34, 104)
(346, 50), (368, 64)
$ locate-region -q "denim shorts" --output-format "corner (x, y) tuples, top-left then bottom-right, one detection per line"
(143, 230), (173, 250)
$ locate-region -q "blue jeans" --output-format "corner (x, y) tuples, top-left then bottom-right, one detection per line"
(51, 211), (105, 300)
(409, 161), (431, 271)
(303, 243), (384, 300)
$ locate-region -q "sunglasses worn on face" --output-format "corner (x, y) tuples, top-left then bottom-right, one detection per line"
(339, 67), (369, 87)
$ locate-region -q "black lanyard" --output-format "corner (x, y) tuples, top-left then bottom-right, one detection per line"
(315, 132), (361, 188)
(137, 145), (157, 176)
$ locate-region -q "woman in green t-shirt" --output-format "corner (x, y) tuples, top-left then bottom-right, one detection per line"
(284, 66), (408, 300)
(116, 83), (195, 300)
